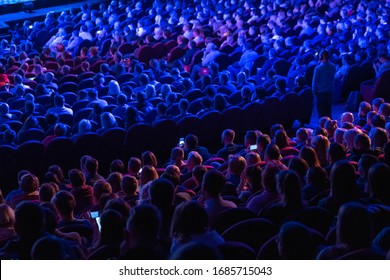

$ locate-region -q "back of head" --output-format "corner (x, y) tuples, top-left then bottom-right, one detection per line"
(367, 162), (390, 203)
(202, 169), (226, 198)
(265, 144), (281, 161)
(51, 190), (76, 216)
(228, 155), (246, 175)
(0, 204), (15, 228)
(141, 151), (158, 167)
(149, 178), (175, 207)
(372, 114), (386, 128)
(121, 175), (138, 196)
(330, 160), (357, 199)
(288, 156), (309, 181)
(68, 169), (85, 187)
(54, 123), (67, 136)
(127, 204), (161, 242)
(171, 201), (209, 240)
(185, 134), (198, 149)
(327, 142), (347, 162)
(127, 157), (141, 174)
(85, 157), (99, 174)
(337, 202), (372, 249)
(32, 236), (67, 260)
(278, 221), (314, 259)
(262, 163), (288, 193)
(320, 49), (330, 61)
(20, 173), (39, 193)
(100, 209), (124, 244)
(14, 201), (44, 237)
(93, 179), (112, 202)
(354, 133), (371, 151)
(277, 170), (302, 206)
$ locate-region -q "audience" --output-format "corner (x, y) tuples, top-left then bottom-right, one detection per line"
(0, 0), (390, 260)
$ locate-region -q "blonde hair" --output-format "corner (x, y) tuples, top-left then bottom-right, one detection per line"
(0, 204), (15, 228)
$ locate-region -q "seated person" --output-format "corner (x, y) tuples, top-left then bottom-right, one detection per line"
(217, 129), (245, 160)
(183, 134), (211, 161)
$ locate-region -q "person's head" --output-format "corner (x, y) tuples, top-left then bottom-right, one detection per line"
(373, 98), (385, 112)
(121, 175), (138, 196)
(278, 221), (314, 259)
(369, 127), (388, 150)
(275, 77), (287, 92)
(344, 129), (362, 151)
(265, 144), (281, 162)
(186, 151), (203, 171)
(305, 166), (328, 188)
(39, 183), (57, 203)
(0, 204), (15, 229)
(13, 201), (44, 241)
(319, 116), (331, 128)
(149, 178), (175, 208)
(299, 146), (321, 168)
(244, 130), (260, 148)
(228, 155), (246, 176)
(85, 157), (99, 175)
(127, 157), (141, 176)
(93, 179), (112, 204)
(326, 142), (347, 164)
(372, 114), (386, 129)
(262, 163), (288, 193)
(53, 123), (67, 137)
(354, 133), (371, 151)
(334, 128), (347, 145)
(100, 112), (117, 129)
(99, 209), (124, 245)
(337, 202), (372, 249)
(296, 128), (308, 143)
(68, 169), (85, 188)
(140, 165), (158, 186)
(125, 204), (161, 247)
(141, 151), (158, 167)
(20, 173), (39, 194)
(274, 129), (289, 149)
(108, 80), (121, 96)
(340, 112), (354, 124)
(51, 190), (76, 217)
(330, 160), (358, 199)
(244, 164), (263, 192)
(319, 49), (330, 61)
(185, 134), (199, 149)
(324, 120), (338, 138)
(367, 162), (390, 204)
(107, 172), (123, 193)
(202, 169), (225, 199)
(171, 201), (209, 241)
(277, 170), (302, 207)
(221, 129), (235, 145)
(256, 134), (271, 153)
(77, 119), (92, 134)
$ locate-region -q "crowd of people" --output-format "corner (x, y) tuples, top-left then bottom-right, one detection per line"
(0, 0), (390, 259)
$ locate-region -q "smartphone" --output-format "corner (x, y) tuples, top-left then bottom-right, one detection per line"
(179, 137), (184, 147)
(90, 211), (99, 219)
(250, 144), (257, 151)
(29, 25), (33, 29)
(138, 168), (143, 174)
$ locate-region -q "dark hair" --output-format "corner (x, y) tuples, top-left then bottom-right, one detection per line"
(202, 169), (226, 198)
(171, 201), (209, 240)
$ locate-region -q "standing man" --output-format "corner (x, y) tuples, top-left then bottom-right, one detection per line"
(312, 50), (336, 118)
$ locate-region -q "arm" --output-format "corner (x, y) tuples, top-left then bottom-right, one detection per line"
(312, 67), (318, 94)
